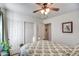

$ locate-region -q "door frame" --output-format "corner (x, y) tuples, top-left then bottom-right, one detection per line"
(44, 23), (52, 41)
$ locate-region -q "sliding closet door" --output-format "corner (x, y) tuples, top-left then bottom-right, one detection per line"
(24, 22), (34, 44)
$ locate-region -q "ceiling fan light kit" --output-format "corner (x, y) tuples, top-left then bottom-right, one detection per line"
(40, 8), (50, 15)
(33, 3), (59, 15)
(40, 10), (44, 14)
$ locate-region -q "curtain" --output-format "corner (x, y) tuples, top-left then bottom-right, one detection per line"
(0, 11), (2, 42)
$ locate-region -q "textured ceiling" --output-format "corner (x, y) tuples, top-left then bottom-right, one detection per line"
(0, 3), (79, 19)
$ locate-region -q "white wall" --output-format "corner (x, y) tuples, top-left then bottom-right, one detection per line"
(37, 23), (45, 40)
(6, 11), (43, 55)
(43, 10), (79, 48)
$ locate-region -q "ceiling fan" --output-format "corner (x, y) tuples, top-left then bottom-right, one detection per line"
(33, 3), (59, 15)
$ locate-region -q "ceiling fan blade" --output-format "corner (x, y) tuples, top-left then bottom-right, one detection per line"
(33, 9), (42, 13)
(49, 3), (53, 4)
(47, 3), (53, 8)
(43, 3), (48, 5)
(51, 8), (59, 11)
(36, 3), (43, 6)
(51, 3), (53, 4)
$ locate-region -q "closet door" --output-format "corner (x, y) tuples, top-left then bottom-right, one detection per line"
(24, 22), (34, 44)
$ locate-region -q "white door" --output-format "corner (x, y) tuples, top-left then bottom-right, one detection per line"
(24, 22), (34, 44)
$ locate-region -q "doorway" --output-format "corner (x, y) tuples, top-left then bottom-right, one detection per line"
(44, 23), (51, 41)
(24, 22), (34, 44)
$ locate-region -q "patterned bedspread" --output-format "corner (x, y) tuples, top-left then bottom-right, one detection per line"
(28, 40), (79, 56)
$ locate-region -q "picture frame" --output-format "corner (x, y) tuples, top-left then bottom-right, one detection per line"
(62, 22), (73, 33)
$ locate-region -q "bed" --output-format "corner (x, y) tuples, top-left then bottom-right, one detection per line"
(28, 40), (77, 56)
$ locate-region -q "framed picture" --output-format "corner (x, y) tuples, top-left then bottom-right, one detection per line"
(62, 22), (73, 33)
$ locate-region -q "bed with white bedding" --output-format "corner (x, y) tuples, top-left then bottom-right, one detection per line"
(27, 40), (79, 56)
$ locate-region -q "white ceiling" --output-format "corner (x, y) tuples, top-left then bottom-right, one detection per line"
(0, 3), (79, 19)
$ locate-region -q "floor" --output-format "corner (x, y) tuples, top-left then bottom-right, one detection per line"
(28, 40), (76, 56)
